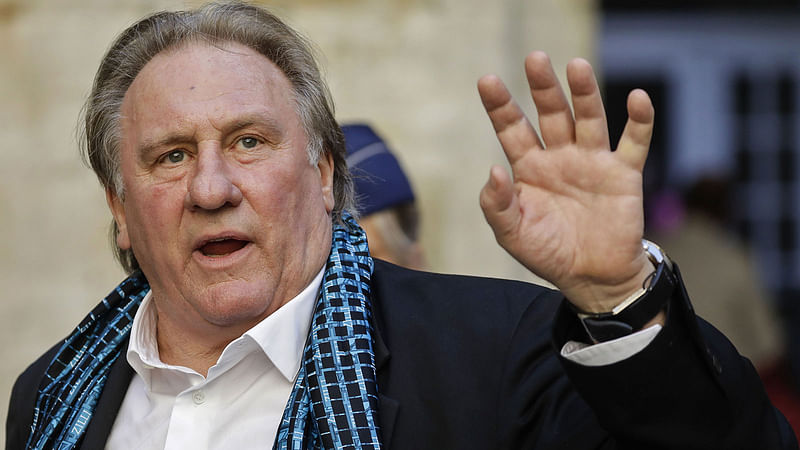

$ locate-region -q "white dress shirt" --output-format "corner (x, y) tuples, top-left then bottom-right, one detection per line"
(106, 269), (324, 450)
(106, 266), (658, 449)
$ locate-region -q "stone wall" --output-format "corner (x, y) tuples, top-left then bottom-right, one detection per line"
(0, 0), (595, 442)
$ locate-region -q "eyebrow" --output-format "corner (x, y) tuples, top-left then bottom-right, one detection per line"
(138, 134), (194, 158)
(224, 115), (285, 143)
(136, 113), (287, 157)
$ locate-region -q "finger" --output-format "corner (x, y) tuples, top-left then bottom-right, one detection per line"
(478, 74), (543, 165)
(479, 165), (521, 242)
(567, 58), (610, 151)
(615, 89), (654, 170)
(525, 51), (575, 148)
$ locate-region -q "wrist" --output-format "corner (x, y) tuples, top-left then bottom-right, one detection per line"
(571, 240), (675, 343)
(565, 253), (655, 314)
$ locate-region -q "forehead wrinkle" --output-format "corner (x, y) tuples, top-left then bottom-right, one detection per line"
(123, 42), (299, 158)
(208, 112), (287, 142)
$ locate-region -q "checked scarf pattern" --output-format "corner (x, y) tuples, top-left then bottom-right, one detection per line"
(25, 213), (382, 450)
(25, 274), (149, 450)
(275, 213), (382, 449)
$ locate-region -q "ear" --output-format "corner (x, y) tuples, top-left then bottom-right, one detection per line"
(318, 151), (335, 214)
(105, 187), (131, 250)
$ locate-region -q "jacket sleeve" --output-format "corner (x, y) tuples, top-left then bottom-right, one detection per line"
(551, 263), (798, 449)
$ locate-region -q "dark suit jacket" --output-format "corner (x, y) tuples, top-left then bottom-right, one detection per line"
(7, 260), (798, 449)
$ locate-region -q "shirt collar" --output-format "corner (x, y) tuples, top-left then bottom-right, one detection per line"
(245, 268), (323, 381)
(126, 268), (324, 384)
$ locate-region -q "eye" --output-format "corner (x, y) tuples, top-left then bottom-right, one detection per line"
(164, 150), (185, 164)
(237, 136), (261, 150)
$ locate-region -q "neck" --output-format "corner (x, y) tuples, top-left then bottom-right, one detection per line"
(154, 310), (243, 376)
(149, 260), (327, 376)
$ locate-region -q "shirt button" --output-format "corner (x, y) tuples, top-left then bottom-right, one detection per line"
(192, 390), (206, 405)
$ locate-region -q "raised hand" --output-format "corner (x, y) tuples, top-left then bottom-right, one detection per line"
(478, 51), (656, 314)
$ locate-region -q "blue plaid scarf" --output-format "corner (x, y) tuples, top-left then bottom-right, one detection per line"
(26, 213), (382, 449)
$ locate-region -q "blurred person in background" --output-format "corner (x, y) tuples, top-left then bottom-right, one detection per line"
(342, 123), (427, 270)
(648, 174), (800, 438)
(648, 176), (783, 368)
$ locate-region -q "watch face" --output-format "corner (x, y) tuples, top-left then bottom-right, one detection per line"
(642, 239), (673, 271)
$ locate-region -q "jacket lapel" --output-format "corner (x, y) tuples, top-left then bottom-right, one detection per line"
(371, 291), (399, 449)
(80, 341), (135, 449)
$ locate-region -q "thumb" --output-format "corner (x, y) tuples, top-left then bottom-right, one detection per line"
(479, 165), (521, 242)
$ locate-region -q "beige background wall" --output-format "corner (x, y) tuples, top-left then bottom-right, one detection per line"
(0, 0), (596, 442)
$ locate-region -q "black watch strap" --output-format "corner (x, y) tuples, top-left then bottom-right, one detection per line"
(575, 240), (677, 343)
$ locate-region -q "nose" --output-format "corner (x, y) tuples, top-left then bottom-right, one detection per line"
(185, 146), (243, 211)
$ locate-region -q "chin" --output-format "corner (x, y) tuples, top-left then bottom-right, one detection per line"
(195, 281), (276, 328)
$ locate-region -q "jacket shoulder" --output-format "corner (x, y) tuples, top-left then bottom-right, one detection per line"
(371, 259), (560, 308)
(369, 258), (563, 361)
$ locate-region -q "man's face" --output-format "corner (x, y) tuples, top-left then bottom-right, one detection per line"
(108, 42), (335, 336)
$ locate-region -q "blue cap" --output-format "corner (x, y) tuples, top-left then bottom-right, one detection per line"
(342, 123), (415, 216)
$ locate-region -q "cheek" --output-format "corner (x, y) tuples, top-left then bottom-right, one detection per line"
(247, 163), (320, 209)
(125, 183), (184, 244)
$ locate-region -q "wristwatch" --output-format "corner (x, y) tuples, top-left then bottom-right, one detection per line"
(574, 240), (676, 343)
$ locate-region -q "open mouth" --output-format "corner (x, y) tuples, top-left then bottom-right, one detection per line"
(198, 238), (249, 257)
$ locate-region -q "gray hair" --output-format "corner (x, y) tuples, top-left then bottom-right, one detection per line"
(79, 1), (355, 274)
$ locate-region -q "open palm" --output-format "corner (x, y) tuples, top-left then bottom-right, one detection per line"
(478, 52), (655, 313)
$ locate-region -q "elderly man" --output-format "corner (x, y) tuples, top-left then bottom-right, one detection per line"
(6, 2), (796, 450)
